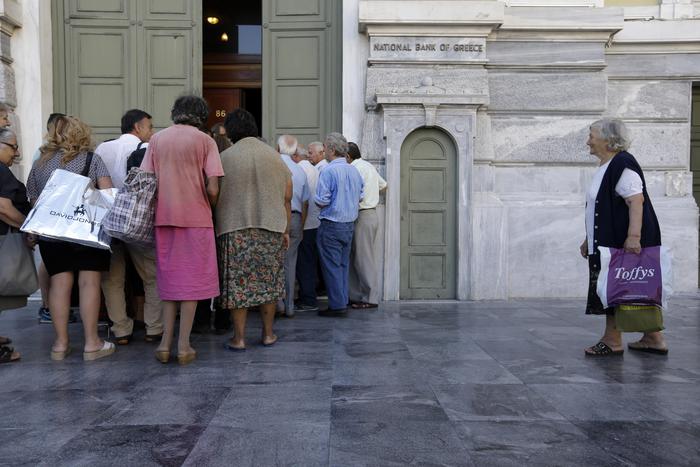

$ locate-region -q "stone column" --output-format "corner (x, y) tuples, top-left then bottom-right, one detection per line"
(0, 0), (21, 177)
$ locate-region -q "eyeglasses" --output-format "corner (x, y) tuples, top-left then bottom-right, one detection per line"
(1, 141), (18, 152)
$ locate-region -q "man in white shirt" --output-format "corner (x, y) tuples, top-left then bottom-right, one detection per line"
(293, 145), (322, 311)
(96, 109), (163, 343)
(347, 142), (387, 308)
(277, 135), (310, 317)
(309, 141), (328, 172)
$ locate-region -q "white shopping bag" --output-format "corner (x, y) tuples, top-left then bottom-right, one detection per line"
(21, 169), (117, 250)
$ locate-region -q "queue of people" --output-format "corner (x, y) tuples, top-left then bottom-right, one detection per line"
(0, 95), (390, 364)
(0, 96), (670, 364)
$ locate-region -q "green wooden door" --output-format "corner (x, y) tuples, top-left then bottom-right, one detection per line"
(400, 129), (457, 300)
(262, 0), (342, 145)
(53, 0), (202, 142)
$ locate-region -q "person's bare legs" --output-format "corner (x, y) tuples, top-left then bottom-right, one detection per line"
(177, 300), (197, 355)
(157, 301), (177, 353)
(229, 308), (247, 349)
(39, 262), (50, 309)
(586, 315), (623, 353)
(259, 302), (277, 345)
(631, 330), (668, 350)
(78, 271), (105, 352)
(48, 272), (73, 352)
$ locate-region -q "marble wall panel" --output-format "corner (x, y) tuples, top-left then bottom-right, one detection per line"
(486, 41), (605, 67)
(488, 72), (607, 112)
(606, 80), (691, 120)
(365, 65), (488, 107)
(475, 110), (495, 162)
(493, 166), (590, 194)
(503, 196), (589, 298)
(0, 62), (16, 106)
(491, 116), (592, 164)
(470, 193), (507, 299)
(654, 198), (699, 292)
(490, 117), (690, 168)
(0, 31), (10, 61)
(472, 163), (495, 192)
(360, 109), (386, 162)
(605, 53), (700, 79)
(491, 194), (698, 297)
(626, 122), (689, 169)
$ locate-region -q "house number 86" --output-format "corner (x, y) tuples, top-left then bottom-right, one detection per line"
(216, 110), (226, 117)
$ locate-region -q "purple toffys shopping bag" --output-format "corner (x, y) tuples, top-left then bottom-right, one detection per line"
(596, 246), (673, 309)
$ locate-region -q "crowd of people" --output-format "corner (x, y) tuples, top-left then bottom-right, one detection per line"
(0, 95), (388, 364)
(0, 96), (669, 364)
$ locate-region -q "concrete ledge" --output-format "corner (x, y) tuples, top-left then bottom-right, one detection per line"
(0, 0), (21, 29)
(500, 6), (624, 31)
(359, 1), (505, 33)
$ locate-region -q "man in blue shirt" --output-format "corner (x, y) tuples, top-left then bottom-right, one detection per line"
(278, 135), (310, 317)
(315, 133), (364, 316)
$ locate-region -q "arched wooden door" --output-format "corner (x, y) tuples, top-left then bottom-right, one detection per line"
(400, 128), (458, 299)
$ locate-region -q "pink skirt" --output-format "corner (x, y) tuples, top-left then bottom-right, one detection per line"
(155, 226), (220, 301)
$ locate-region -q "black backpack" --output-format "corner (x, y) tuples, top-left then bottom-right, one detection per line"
(126, 141), (147, 174)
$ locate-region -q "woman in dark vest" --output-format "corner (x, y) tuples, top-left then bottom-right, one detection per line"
(580, 118), (667, 356)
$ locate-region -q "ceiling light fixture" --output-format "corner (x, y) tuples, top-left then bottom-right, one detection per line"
(207, 16), (220, 25)
(221, 32), (229, 42)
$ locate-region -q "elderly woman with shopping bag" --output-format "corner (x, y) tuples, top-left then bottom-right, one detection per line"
(26, 116), (116, 361)
(580, 118), (667, 356)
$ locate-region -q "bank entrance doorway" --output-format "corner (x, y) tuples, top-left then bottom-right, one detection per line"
(202, 0), (342, 143)
(52, 0), (342, 144)
(202, 1), (262, 134)
(399, 128), (458, 300)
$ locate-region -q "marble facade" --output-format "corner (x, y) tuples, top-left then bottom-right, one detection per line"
(2, 0), (698, 302)
(354, 0), (700, 300)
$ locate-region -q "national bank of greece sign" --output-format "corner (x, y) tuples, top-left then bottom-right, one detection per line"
(369, 36), (486, 63)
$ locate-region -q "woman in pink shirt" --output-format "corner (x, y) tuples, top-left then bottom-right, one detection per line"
(140, 95), (224, 365)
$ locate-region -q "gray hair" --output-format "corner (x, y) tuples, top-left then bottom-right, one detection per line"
(308, 141), (323, 153)
(324, 132), (348, 157)
(590, 118), (631, 152)
(277, 134), (298, 156)
(295, 146), (308, 159)
(0, 102), (10, 113)
(0, 127), (15, 143)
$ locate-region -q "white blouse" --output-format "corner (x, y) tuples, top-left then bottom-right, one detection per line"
(586, 161), (643, 255)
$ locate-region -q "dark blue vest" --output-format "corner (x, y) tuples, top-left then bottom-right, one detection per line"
(592, 151), (661, 250)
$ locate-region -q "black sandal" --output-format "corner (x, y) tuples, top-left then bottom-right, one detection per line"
(115, 334), (132, 346)
(0, 345), (20, 363)
(585, 341), (624, 356)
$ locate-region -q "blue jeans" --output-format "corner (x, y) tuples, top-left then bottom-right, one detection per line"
(316, 220), (355, 310)
(296, 228), (318, 306)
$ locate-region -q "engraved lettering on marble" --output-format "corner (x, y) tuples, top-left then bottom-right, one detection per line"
(370, 37), (486, 62)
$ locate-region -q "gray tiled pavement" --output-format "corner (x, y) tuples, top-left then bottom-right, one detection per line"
(0, 294), (699, 466)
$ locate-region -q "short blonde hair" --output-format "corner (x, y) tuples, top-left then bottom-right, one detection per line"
(590, 118), (631, 152)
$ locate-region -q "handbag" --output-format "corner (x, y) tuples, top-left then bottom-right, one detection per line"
(0, 228), (39, 296)
(20, 153), (117, 250)
(102, 167), (156, 245)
